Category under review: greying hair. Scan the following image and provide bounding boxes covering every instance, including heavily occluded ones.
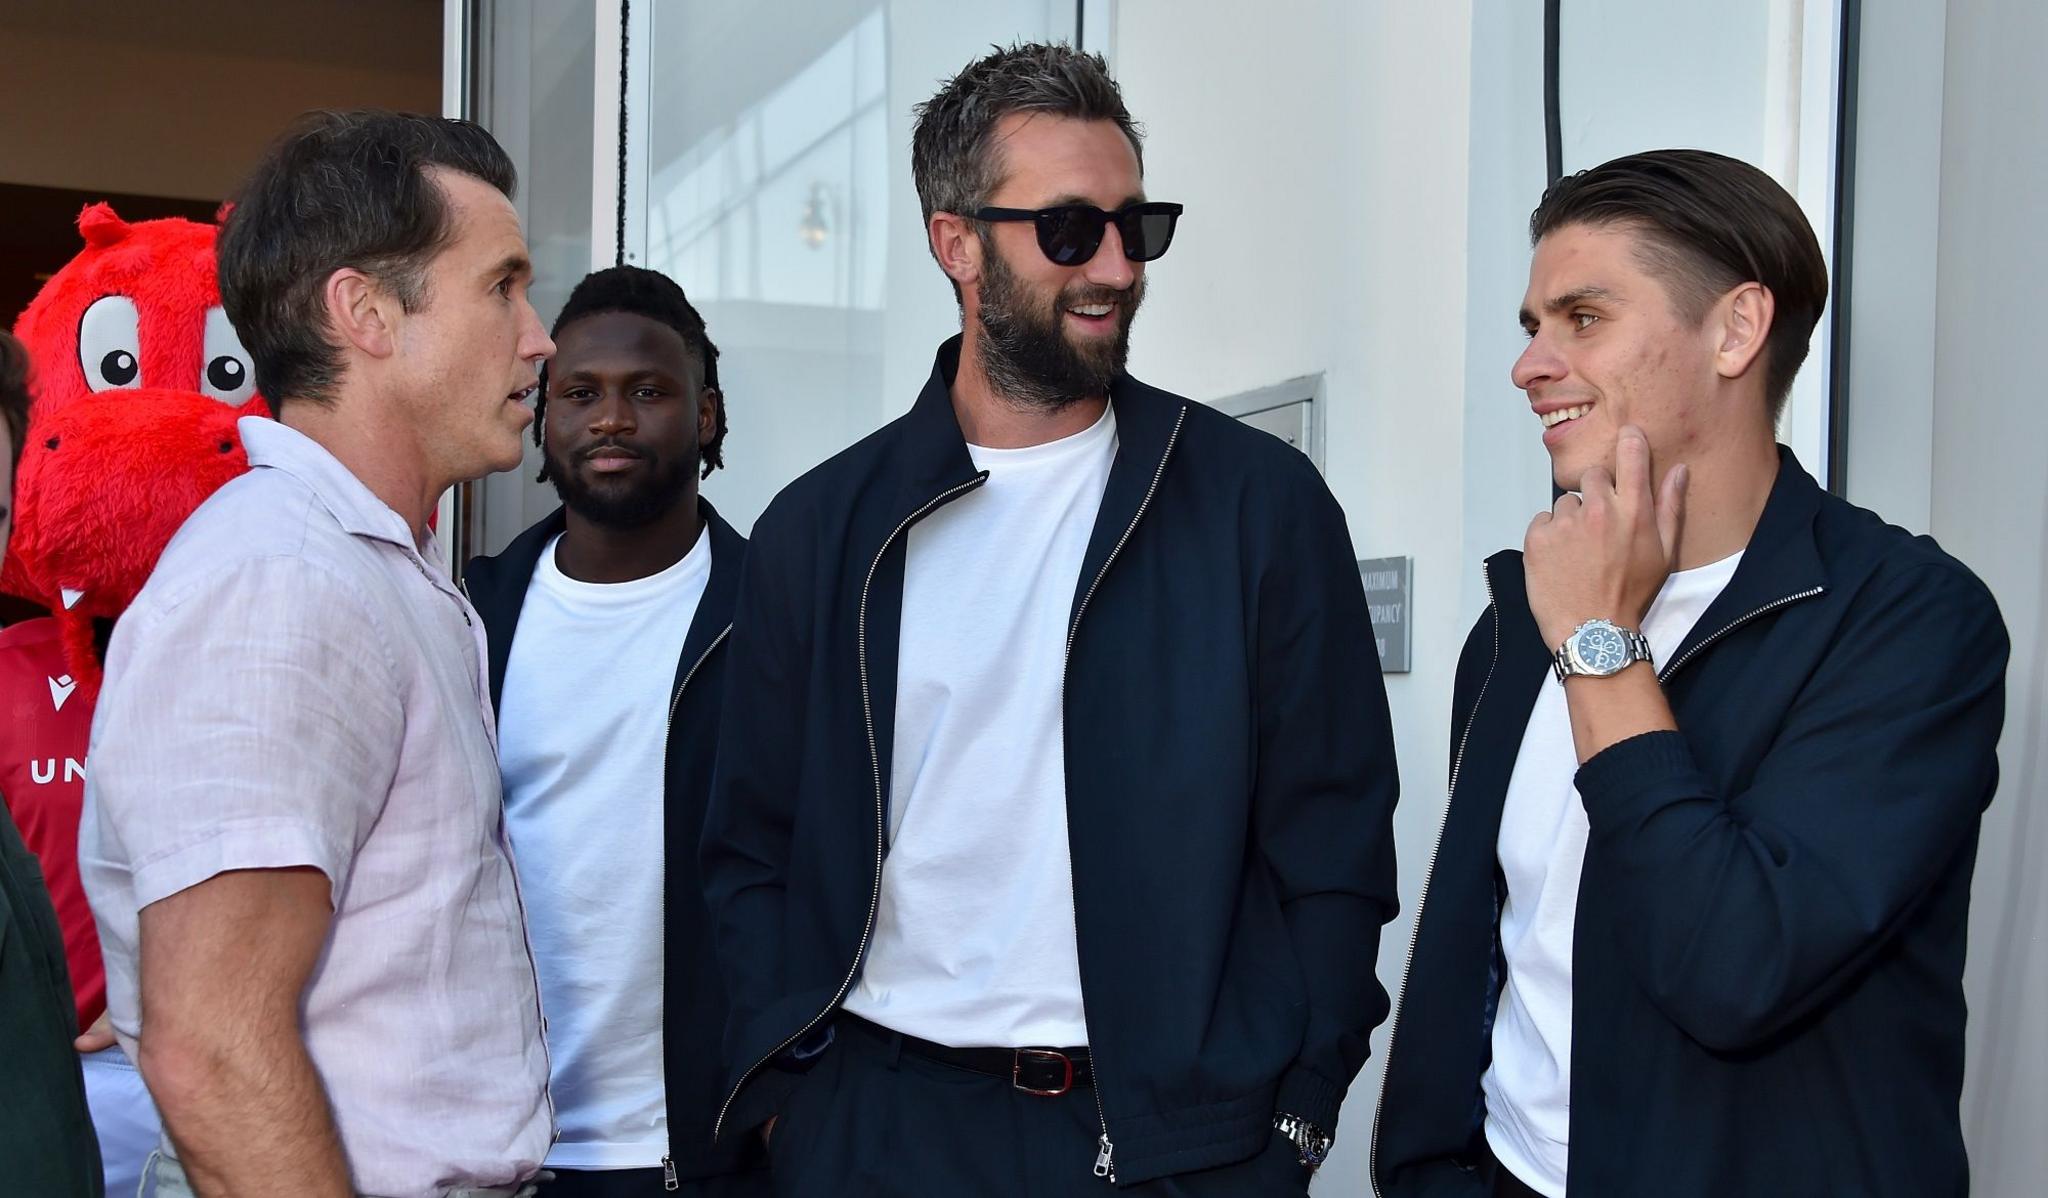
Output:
[218,109,518,411]
[911,42,1144,229]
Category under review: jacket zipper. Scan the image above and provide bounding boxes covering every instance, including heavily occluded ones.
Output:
[1657,587,1826,682]
[662,624,732,1190]
[1368,563,1498,1198]
[1062,405,1188,1184]
[710,472,989,1143]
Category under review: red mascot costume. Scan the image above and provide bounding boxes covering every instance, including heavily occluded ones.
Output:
[0,203,270,1198]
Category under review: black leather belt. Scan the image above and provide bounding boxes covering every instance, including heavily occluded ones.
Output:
[844,1014,1093,1096]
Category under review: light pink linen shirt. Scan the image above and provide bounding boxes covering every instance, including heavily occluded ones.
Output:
[80,417,553,1198]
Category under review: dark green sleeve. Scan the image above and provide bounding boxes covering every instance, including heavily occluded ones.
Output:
[0,798,104,1197]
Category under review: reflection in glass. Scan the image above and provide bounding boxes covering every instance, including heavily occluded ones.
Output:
[646,1,1068,531]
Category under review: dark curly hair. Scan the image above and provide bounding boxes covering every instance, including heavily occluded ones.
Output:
[534,265,725,483]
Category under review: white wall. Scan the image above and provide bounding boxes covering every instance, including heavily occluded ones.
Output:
[1111,3,1482,1191]
[1840,5,2047,1189]
[1841,0,1947,534]
[1920,1,2048,1192]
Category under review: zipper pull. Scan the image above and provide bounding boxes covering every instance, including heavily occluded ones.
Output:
[662,1155,679,1190]
[1094,1133,1115,1182]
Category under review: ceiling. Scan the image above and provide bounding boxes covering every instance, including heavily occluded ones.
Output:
[0,0,442,77]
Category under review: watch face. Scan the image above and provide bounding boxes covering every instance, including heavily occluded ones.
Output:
[1575,623,1630,674]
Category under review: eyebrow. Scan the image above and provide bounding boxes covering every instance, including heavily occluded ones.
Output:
[551,364,680,383]
[1519,285,1622,330]
[487,253,533,282]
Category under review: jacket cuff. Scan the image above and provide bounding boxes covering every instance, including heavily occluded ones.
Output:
[1276,1063,1348,1135]
[1574,729,1704,825]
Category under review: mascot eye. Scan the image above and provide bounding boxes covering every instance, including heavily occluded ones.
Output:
[201,307,257,404]
[78,295,144,392]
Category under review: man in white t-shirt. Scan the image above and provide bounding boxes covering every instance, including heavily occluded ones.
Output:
[465,266,762,1198]
[703,44,1399,1197]
[1374,151,2007,1198]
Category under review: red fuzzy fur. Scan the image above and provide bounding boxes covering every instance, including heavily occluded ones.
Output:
[2,204,271,694]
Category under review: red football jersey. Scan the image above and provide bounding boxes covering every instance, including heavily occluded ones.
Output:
[0,616,105,1031]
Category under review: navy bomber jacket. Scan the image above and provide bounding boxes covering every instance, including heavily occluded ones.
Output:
[465,499,759,1186]
[1373,449,2008,1197]
[700,337,1401,1186]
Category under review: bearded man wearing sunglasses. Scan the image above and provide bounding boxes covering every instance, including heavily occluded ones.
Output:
[701,42,1400,1197]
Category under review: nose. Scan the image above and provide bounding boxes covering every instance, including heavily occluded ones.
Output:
[518,294,556,363]
[590,389,635,434]
[1083,220,1136,290]
[1512,334,1563,393]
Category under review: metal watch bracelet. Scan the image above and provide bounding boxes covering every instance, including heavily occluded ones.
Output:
[1273,1111,1332,1171]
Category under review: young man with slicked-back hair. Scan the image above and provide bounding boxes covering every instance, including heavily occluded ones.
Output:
[702,43,1399,1196]
[79,110,557,1198]
[465,266,762,1197]
[1373,150,2008,1198]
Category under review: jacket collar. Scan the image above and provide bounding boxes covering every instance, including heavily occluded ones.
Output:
[472,497,743,708]
[1658,446,1828,675]
[1485,446,1830,668]
[678,501,746,688]
[889,336,1189,594]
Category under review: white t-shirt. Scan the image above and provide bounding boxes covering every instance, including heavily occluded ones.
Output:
[1482,550,1742,1197]
[841,404,1118,1048]
[497,526,711,1169]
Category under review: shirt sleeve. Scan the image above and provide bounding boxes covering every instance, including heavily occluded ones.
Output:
[89,555,406,911]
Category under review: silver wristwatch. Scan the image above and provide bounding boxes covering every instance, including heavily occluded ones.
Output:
[1273,1111,1332,1172]
[1553,618,1654,683]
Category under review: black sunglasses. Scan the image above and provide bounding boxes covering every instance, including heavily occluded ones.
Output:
[972,201,1185,266]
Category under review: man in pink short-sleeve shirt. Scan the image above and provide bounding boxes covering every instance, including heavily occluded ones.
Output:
[79,110,558,1198]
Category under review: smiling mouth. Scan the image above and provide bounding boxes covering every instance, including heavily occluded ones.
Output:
[1539,403,1592,428]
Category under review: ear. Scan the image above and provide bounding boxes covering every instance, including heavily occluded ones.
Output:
[323,268,400,360]
[697,385,721,445]
[929,211,983,291]
[1713,281,1775,383]
[78,203,131,248]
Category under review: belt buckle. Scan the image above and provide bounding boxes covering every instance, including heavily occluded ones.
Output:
[1012,1048,1075,1096]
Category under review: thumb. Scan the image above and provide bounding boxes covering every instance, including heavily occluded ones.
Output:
[75,1013,116,1054]
[1657,462,1689,562]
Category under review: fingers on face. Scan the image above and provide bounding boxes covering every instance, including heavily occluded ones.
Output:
[1615,425,1652,496]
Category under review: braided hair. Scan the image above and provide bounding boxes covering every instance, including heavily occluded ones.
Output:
[535,265,725,482]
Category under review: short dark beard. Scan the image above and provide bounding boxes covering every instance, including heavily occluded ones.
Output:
[543,439,696,530]
[975,235,1143,411]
